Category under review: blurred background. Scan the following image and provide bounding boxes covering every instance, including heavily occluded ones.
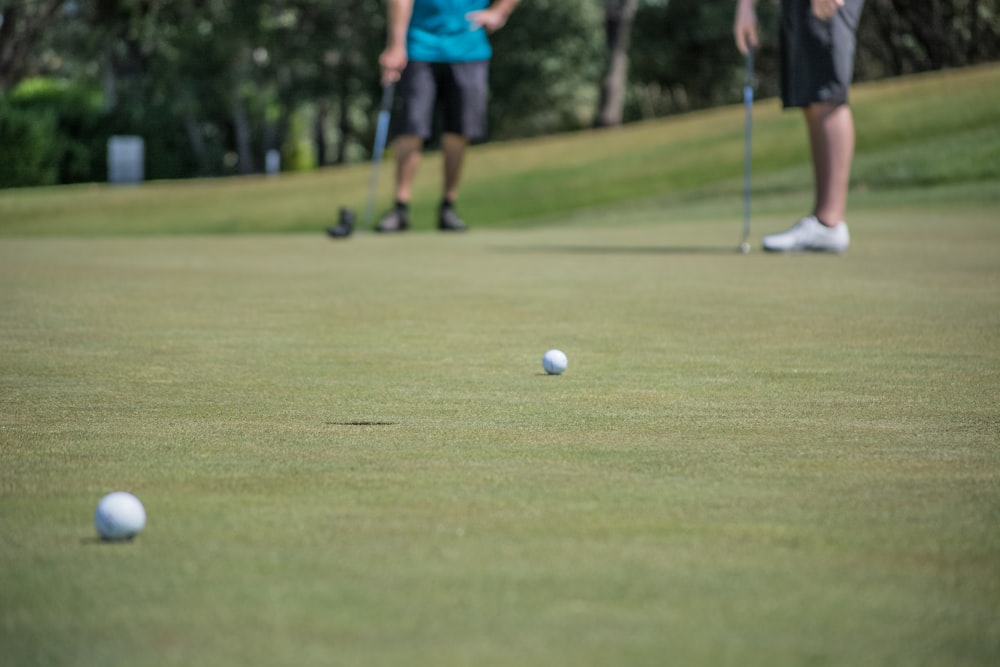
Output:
[1,0,997,188]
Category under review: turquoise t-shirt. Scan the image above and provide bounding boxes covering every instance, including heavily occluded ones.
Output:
[408,0,492,63]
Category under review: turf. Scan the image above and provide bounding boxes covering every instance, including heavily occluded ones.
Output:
[1,64,998,236]
[2,197,999,666]
[1,65,1000,666]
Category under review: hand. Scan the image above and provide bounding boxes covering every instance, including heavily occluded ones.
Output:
[812,0,845,20]
[466,8,509,33]
[379,44,408,85]
[733,1,758,55]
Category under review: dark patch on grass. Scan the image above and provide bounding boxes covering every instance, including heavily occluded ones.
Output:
[80,536,137,545]
[491,244,742,255]
[325,421,397,426]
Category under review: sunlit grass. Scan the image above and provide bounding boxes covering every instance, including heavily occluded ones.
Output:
[1,64,999,667]
[1,63,998,235]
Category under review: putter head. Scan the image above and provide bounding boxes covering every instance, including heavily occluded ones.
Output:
[326,207,356,239]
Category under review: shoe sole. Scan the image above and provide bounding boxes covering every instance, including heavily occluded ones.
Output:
[762,246,848,253]
[326,226,353,238]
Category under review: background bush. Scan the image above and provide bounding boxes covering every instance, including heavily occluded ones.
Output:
[0,100,59,188]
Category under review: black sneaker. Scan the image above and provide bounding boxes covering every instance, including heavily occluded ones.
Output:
[438,205,468,232]
[376,208,410,233]
[326,207,355,238]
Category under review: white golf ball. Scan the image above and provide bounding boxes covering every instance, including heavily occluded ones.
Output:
[542,349,568,375]
[94,491,146,541]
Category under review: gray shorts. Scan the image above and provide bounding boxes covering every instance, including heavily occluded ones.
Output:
[393,60,489,142]
[780,0,865,108]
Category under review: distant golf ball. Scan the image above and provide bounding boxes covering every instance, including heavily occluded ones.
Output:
[94,491,146,541]
[740,242,751,254]
[542,349,568,375]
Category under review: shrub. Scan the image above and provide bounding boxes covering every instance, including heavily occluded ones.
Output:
[0,101,59,188]
[4,78,107,186]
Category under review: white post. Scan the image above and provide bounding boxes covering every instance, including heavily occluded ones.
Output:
[265,149,281,176]
[107,136,145,184]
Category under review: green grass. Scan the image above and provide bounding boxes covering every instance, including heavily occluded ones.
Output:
[2,65,1000,666]
[1,63,999,236]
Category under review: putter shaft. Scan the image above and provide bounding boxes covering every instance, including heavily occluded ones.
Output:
[742,50,754,249]
[363,82,397,228]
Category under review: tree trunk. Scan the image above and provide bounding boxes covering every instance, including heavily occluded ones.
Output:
[595,0,639,128]
[183,110,210,176]
[968,0,981,63]
[336,94,352,165]
[232,97,255,175]
[332,67,355,166]
[315,98,330,167]
[0,1,64,93]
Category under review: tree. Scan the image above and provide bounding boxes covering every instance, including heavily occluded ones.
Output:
[628,0,781,120]
[4,0,999,187]
[82,0,386,176]
[595,0,639,127]
[0,1,66,93]
[489,0,604,138]
[857,0,1000,79]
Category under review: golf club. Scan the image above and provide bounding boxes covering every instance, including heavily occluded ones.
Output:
[327,81,396,238]
[740,49,754,254]
[364,81,397,227]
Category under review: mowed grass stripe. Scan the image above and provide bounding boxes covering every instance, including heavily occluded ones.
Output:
[1,64,998,235]
[1,195,998,665]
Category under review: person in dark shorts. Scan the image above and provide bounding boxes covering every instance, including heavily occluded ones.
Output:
[735,0,865,252]
[376,0,520,233]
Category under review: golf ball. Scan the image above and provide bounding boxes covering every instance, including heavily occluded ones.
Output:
[542,349,568,375]
[94,491,146,541]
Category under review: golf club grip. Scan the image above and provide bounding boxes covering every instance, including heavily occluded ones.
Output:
[744,50,754,104]
[372,82,396,162]
[373,111,391,164]
[372,81,396,163]
[380,82,396,113]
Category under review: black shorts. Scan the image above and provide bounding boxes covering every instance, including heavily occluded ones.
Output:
[393,60,489,142]
[780,0,865,108]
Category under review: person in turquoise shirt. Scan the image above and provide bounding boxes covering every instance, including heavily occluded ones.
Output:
[407,0,494,62]
[376,0,520,233]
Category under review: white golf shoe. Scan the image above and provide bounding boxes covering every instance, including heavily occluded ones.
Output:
[761,216,850,253]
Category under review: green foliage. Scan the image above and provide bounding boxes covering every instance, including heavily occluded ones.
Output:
[489,0,605,138]
[1,78,107,186]
[281,109,317,172]
[629,0,782,119]
[0,100,59,188]
[4,0,1000,185]
[86,0,388,175]
[0,64,998,233]
[858,0,1000,77]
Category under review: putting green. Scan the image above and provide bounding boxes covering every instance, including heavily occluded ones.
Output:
[1,192,997,666]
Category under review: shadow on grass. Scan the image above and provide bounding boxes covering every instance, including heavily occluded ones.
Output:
[325,421,397,426]
[491,244,749,255]
[80,536,138,546]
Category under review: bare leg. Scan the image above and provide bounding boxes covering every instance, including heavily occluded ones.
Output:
[393,135,423,203]
[441,133,469,203]
[804,102,855,226]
